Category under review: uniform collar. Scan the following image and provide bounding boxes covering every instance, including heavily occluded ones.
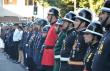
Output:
[90,41,99,49]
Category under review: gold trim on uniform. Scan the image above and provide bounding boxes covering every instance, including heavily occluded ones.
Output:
[86,53,93,62]
[98,43,103,55]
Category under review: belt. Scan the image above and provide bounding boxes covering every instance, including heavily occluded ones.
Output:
[45,45,54,49]
[55,55,60,59]
[60,57,69,62]
[68,60,84,66]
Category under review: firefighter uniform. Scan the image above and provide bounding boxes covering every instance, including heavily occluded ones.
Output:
[68,8,92,71]
[92,1,110,71]
[60,28,77,71]
[69,30,88,71]
[84,42,99,71]
[92,32,110,71]
[59,11,76,71]
[83,21,103,71]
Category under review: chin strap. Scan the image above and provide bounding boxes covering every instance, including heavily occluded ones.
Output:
[102,15,109,27]
[90,35,96,46]
[76,21,83,30]
[49,15,53,24]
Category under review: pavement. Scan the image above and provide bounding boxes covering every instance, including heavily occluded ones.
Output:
[0,52,28,71]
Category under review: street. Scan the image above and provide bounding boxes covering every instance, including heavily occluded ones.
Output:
[0,52,27,71]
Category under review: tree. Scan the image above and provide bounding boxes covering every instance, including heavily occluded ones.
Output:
[78,0,104,14]
[37,0,104,17]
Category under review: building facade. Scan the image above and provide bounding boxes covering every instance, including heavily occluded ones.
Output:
[0,0,48,18]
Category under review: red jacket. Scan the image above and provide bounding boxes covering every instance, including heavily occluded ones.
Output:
[44,24,58,46]
[42,23,58,66]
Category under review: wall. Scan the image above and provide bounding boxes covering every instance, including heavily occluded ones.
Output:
[2,0,49,18]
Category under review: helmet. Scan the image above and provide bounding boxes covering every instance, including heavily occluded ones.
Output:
[6,23,14,26]
[76,8,92,23]
[55,18,63,25]
[37,19,50,27]
[33,18,41,25]
[83,21,103,37]
[101,0,110,13]
[42,25,51,33]
[22,23,27,27]
[48,7,59,17]
[63,11,76,23]
[27,21,33,28]
[34,18,49,27]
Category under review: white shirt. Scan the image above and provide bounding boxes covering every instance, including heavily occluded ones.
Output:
[13,28,23,42]
[0,38,4,48]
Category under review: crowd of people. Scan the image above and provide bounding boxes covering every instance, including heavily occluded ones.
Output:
[0,0,110,71]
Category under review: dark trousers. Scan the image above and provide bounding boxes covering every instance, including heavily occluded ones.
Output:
[60,61,70,71]
[27,57,36,71]
[69,65,84,71]
[4,43,12,55]
[42,65,53,71]
[6,45,12,59]
[4,44,8,53]
[23,48,27,66]
[11,41,19,61]
[53,59,60,71]
[7,46,12,58]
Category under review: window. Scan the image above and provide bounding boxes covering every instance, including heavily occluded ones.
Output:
[4,0,17,5]
[25,0,35,6]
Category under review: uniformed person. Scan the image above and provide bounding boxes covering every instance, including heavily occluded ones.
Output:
[40,24,51,55]
[92,0,110,71]
[60,11,76,71]
[20,25,30,67]
[53,17,69,71]
[83,21,103,71]
[4,25,15,58]
[26,22,39,71]
[68,8,92,71]
[33,19,49,63]
[24,24,33,70]
[31,19,47,71]
[40,24,50,61]
[32,19,49,71]
[41,7,60,71]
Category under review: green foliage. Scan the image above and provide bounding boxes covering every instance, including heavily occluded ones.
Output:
[37,0,104,16]
[91,0,104,14]
[57,0,74,17]
[78,0,104,14]
[37,0,49,7]
[79,0,90,8]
